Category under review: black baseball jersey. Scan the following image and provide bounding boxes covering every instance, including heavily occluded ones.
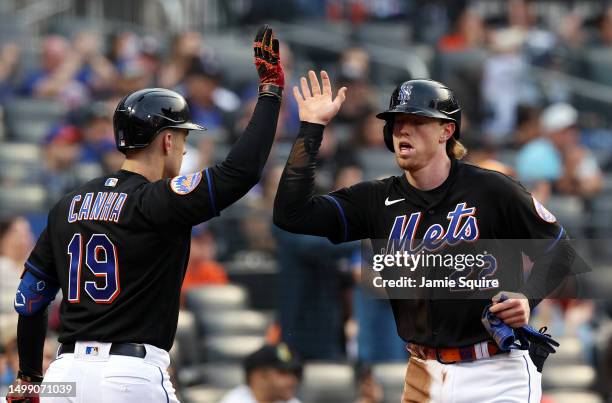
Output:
[274,122,573,348]
[25,97,280,351]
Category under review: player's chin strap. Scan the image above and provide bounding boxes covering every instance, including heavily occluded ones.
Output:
[481,294,560,373]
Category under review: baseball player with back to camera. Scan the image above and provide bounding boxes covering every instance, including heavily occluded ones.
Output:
[6,25,284,403]
[273,71,582,402]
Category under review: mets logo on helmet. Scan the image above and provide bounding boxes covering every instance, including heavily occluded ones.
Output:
[398,83,413,105]
[171,172,202,195]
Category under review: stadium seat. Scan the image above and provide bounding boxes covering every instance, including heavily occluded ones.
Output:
[202,335,265,362]
[372,363,406,403]
[545,195,583,237]
[300,362,355,403]
[358,149,400,180]
[355,22,411,46]
[542,365,596,390]
[4,98,67,143]
[0,143,43,184]
[198,309,269,336]
[182,385,228,403]
[76,163,104,183]
[0,185,46,212]
[184,284,248,314]
[200,363,243,388]
[174,310,200,367]
[178,362,243,388]
[584,49,612,87]
[546,337,586,366]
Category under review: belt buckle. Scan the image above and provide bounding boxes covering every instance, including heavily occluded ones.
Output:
[435,347,458,364]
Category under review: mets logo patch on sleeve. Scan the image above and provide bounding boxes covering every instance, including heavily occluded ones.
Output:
[171,172,202,195]
[532,196,556,223]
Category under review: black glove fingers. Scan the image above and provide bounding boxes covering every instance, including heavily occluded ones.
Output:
[262,27,272,61]
[254,25,267,58]
[271,38,279,64]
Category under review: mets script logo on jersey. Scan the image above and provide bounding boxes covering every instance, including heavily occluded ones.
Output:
[532,196,556,223]
[386,202,479,253]
[171,172,202,195]
[397,83,413,105]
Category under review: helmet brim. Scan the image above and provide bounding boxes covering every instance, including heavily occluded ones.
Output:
[376,106,452,122]
[165,122,207,132]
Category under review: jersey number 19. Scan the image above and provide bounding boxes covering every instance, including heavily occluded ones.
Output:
[67,233,120,304]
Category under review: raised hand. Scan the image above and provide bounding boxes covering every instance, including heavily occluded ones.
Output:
[293,70,347,126]
[254,24,284,98]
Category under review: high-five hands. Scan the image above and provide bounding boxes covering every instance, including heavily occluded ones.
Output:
[293,70,347,125]
[254,24,284,99]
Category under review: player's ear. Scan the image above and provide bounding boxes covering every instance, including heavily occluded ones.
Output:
[161,131,172,155]
[439,122,455,143]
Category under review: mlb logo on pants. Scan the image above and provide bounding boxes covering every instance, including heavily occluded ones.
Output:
[85,346,99,356]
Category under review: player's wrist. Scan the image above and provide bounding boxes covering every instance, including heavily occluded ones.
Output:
[258,83,283,100]
[17,370,44,383]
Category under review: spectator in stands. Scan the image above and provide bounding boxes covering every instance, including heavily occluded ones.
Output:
[354,366,384,403]
[351,250,407,364]
[139,35,164,87]
[517,103,603,202]
[107,31,142,71]
[354,111,385,150]
[273,166,359,360]
[42,122,83,204]
[182,224,228,296]
[76,102,122,170]
[114,57,156,96]
[481,27,531,143]
[21,35,89,107]
[0,42,20,104]
[438,7,486,52]
[239,42,300,141]
[220,343,303,403]
[0,314,18,397]
[542,103,602,197]
[592,6,612,48]
[183,57,237,132]
[71,30,117,98]
[159,31,206,89]
[463,140,515,178]
[514,104,541,146]
[335,47,378,126]
[0,216,34,315]
[241,164,284,253]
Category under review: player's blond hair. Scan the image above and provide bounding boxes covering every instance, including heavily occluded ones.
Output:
[446,137,467,160]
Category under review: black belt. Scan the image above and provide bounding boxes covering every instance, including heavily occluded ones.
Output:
[58,343,146,358]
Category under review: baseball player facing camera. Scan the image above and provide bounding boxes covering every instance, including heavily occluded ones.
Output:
[7,25,284,403]
[274,72,579,402]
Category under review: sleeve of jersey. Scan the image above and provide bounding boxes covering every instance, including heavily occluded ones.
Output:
[325,183,374,243]
[273,121,371,244]
[505,181,582,306]
[137,97,281,228]
[24,227,59,285]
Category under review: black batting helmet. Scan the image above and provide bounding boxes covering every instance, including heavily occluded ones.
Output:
[113,88,206,153]
[376,79,461,152]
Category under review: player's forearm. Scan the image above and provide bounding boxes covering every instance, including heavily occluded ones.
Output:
[210,95,280,210]
[273,121,339,237]
[520,239,580,308]
[17,309,48,377]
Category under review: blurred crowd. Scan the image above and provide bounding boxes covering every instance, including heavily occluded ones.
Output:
[1,0,612,401]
